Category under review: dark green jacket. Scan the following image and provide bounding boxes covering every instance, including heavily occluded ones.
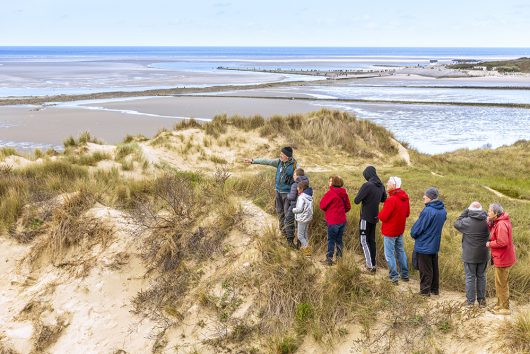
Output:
[252,157,297,193]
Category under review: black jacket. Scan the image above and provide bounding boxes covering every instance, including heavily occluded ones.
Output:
[354,166,387,224]
[454,209,490,263]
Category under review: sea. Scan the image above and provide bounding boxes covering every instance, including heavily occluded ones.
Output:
[1,47,530,153]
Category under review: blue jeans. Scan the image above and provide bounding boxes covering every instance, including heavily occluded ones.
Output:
[464,262,487,304]
[383,235,409,281]
[327,223,346,261]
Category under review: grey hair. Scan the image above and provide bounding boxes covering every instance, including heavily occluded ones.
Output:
[489,203,504,216]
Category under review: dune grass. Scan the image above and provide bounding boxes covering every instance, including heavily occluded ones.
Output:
[496,310,530,353]
[1,110,529,352]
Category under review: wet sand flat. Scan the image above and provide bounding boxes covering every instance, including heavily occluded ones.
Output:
[0,96,321,149]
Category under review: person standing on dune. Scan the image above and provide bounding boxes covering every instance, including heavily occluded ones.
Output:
[354,166,387,273]
[244,147,298,247]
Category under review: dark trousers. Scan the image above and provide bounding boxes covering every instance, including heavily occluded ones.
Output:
[327,223,346,261]
[275,191,294,241]
[359,219,377,269]
[417,253,439,295]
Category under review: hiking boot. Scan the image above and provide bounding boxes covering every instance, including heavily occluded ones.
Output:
[401,277,409,282]
[391,279,399,286]
[320,259,333,266]
[478,299,487,308]
[431,290,440,296]
[492,308,511,315]
[464,302,475,308]
[364,266,376,274]
[419,292,430,297]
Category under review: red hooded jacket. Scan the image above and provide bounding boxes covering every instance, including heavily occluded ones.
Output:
[319,186,351,225]
[489,213,517,267]
[378,188,410,237]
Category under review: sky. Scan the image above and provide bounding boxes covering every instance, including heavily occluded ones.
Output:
[1,0,530,47]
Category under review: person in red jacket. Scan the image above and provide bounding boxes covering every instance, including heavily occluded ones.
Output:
[378,176,410,284]
[319,176,351,265]
[486,203,517,315]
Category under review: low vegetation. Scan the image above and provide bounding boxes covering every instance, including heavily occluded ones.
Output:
[1,109,529,353]
[448,57,530,73]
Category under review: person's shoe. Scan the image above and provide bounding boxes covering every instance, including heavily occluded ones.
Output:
[492,308,511,315]
[320,259,333,266]
[464,302,475,308]
[478,299,487,308]
[488,305,501,312]
[431,290,440,296]
[287,239,297,249]
[364,266,376,274]
[391,279,399,286]
[401,277,409,282]
[419,292,431,297]
[301,246,312,257]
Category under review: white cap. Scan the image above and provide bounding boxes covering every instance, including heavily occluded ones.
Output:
[388,176,402,189]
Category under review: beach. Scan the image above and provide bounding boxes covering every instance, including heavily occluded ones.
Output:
[2,46,530,154]
[0,97,322,150]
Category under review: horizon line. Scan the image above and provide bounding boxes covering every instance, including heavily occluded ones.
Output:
[1,45,530,49]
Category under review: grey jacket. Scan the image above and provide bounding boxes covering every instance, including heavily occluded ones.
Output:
[454,209,490,263]
[292,191,313,223]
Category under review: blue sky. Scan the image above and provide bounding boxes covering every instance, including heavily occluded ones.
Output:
[1,0,529,46]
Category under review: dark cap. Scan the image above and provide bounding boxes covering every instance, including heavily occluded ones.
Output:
[425,187,439,200]
[281,146,293,158]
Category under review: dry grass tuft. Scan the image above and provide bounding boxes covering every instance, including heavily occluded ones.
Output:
[496,311,530,353]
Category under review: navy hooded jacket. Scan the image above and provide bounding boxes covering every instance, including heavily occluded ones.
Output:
[411,199,447,254]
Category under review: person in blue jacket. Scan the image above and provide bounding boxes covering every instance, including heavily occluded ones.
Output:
[411,187,447,296]
[244,147,298,247]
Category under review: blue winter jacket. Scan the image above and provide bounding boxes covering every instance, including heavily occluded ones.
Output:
[252,157,297,193]
[411,200,447,254]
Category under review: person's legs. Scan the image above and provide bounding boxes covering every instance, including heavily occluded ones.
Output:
[394,235,409,280]
[464,262,477,305]
[366,222,377,268]
[275,192,286,236]
[431,253,439,295]
[495,266,511,309]
[359,219,374,269]
[326,224,337,262]
[417,253,433,295]
[297,222,309,248]
[476,262,488,304]
[383,236,398,281]
[284,197,295,244]
[335,223,345,259]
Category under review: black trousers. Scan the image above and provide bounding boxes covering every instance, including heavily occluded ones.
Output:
[359,219,377,269]
[417,253,439,295]
[275,191,295,241]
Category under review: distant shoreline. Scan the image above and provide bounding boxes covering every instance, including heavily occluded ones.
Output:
[3,75,530,107]
[177,94,530,110]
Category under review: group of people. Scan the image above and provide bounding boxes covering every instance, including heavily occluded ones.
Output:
[245,147,517,315]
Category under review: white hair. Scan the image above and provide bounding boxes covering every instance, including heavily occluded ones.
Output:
[468,201,482,211]
[388,176,402,189]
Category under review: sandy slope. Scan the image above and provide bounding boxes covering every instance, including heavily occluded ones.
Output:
[0,125,527,354]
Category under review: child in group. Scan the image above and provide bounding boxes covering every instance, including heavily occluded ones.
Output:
[319,176,351,265]
[292,180,313,256]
